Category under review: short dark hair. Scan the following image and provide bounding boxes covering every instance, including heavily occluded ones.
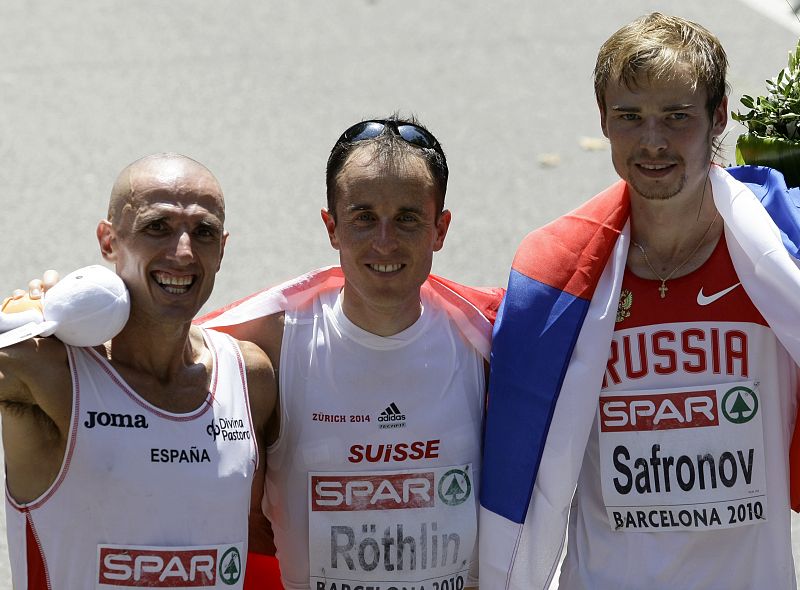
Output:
[325,115,449,216]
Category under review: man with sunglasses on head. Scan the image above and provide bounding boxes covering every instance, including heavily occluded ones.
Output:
[202,117,502,590]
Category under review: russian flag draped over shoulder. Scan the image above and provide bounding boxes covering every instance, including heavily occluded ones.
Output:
[480,165,800,590]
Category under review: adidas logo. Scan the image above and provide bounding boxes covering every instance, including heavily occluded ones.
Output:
[378,402,406,429]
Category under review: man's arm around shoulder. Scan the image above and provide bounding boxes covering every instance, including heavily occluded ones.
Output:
[0,338,73,504]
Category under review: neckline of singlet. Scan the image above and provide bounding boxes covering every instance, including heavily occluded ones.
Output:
[83,328,217,420]
[326,290,431,351]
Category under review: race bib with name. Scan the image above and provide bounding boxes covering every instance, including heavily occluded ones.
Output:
[308,464,476,590]
[598,380,767,532]
[96,542,245,589]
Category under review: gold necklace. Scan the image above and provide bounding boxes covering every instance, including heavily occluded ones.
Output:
[631,212,718,299]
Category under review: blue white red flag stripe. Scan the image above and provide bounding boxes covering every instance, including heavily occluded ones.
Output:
[480,165,800,590]
[482,181,629,525]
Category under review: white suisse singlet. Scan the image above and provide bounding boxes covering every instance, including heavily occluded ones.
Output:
[5,328,257,590]
[264,288,485,590]
[559,236,799,589]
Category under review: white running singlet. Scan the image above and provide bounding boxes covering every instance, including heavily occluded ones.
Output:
[265,288,485,590]
[6,329,257,590]
[559,236,799,589]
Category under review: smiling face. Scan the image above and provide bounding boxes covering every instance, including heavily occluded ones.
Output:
[322,144,450,334]
[600,63,727,204]
[97,157,228,324]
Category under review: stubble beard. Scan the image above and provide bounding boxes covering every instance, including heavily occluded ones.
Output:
[626,135,715,202]
[628,165,687,201]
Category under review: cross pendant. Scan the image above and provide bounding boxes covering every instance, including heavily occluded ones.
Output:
[658,282,668,298]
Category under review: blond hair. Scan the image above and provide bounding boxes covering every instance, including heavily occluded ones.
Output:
[594,13,728,119]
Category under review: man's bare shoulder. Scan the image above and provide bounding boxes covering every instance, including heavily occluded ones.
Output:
[0,337,69,404]
[212,311,284,371]
[238,339,274,375]
[237,339,277,430]
[0,335,67,359]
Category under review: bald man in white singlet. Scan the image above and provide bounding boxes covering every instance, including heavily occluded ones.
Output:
[0,154,276,589]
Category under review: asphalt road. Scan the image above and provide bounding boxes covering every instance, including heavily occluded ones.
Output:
[0,0,799,586]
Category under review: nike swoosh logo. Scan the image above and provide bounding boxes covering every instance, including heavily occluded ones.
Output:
[697,283,741,306]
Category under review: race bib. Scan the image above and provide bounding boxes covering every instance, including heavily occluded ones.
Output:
[598,380,767,532]
[96,543,245,589]
[308,464,476,590]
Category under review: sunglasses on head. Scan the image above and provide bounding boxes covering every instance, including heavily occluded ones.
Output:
[335,120,444,157]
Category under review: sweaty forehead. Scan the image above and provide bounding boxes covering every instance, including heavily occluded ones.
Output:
[127,163,224,216]
[119,197,224,236]
[335,146,436,204]
[132,159,220,194]
[129,195,223,217]
[608,63,702,102]
[141,158,193,184]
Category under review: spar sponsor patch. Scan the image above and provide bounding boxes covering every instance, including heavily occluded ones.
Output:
[598,380,767,532]
[311,472,436,511]
[97,542,244,588]
[600,390,718,432]
[307,465,476,589]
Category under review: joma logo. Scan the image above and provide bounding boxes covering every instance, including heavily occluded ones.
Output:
[85,411,149,429]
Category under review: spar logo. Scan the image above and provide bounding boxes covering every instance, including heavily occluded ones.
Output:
[97,544,240,587]
[437,468,471,506]
[311,472,435,511]
[218,547,241,586]
[721,386,759,424]
[600,390,718,432]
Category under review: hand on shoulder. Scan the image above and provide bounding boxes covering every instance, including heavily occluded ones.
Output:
[0,270,59,333]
